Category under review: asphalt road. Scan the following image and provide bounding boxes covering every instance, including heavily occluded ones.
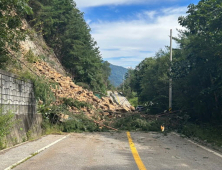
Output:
[12,132,222,170]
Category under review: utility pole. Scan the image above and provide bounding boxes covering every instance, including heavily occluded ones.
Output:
[169,29,173,111]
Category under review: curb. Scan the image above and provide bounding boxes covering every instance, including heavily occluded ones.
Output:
[4,135,70,170]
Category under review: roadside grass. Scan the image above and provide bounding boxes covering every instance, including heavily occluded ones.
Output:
[41,119,64,135]
[178,123,222,147]
[0,108,15,149]
[62,114,100,133]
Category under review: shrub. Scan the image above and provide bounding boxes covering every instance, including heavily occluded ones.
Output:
[41,119,63,135]
[19,71,56,105]
[62,114,99,132]
[62,98,92,110]
[76,82,91,90]
[24,50,38,63]
[114,114,161,131]
[129,97,138,107]
[179,123,222,147]
[0,108,15,138]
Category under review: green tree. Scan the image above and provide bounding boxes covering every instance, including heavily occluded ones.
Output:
[27,0,109,93]
[172,0,222,121]
[139,50,169,113]
[102,61,111,88]
[121,49,170,113]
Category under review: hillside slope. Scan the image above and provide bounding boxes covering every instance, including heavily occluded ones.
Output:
[10,20,66,77]
[17,21,135,115]
[109,64,128,87]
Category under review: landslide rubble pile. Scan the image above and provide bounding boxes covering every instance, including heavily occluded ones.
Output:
[34,61,134,116]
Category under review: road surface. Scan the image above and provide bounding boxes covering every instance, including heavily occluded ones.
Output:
[11,132,222,170]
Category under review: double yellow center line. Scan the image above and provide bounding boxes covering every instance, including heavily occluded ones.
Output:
[127,132,147,170]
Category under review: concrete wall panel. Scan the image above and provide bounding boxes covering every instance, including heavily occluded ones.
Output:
[0,69,42,147]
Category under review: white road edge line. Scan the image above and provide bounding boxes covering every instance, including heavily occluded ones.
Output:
[4,135,70,170]
[172,132,222,158]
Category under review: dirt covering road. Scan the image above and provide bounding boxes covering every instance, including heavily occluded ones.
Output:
[5,132,222,170]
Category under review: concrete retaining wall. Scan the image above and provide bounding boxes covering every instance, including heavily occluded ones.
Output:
[0,69,42,147]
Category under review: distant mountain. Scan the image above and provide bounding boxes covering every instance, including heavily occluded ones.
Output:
[109,64,128,87]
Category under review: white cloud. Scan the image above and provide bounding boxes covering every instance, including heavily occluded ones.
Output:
[146,11,157,19]
[74,0,147,8]
[162,6,188,14]
[89,7,187,67]
[74,0,178,8]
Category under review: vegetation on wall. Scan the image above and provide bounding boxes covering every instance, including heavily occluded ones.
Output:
[0,108,15,149]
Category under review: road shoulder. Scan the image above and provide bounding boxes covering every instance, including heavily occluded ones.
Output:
[0,134,69,170]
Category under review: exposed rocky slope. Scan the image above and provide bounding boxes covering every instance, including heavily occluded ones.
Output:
[18,20,66,76]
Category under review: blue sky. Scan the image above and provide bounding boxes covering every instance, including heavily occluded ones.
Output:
[74,0,200,68]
